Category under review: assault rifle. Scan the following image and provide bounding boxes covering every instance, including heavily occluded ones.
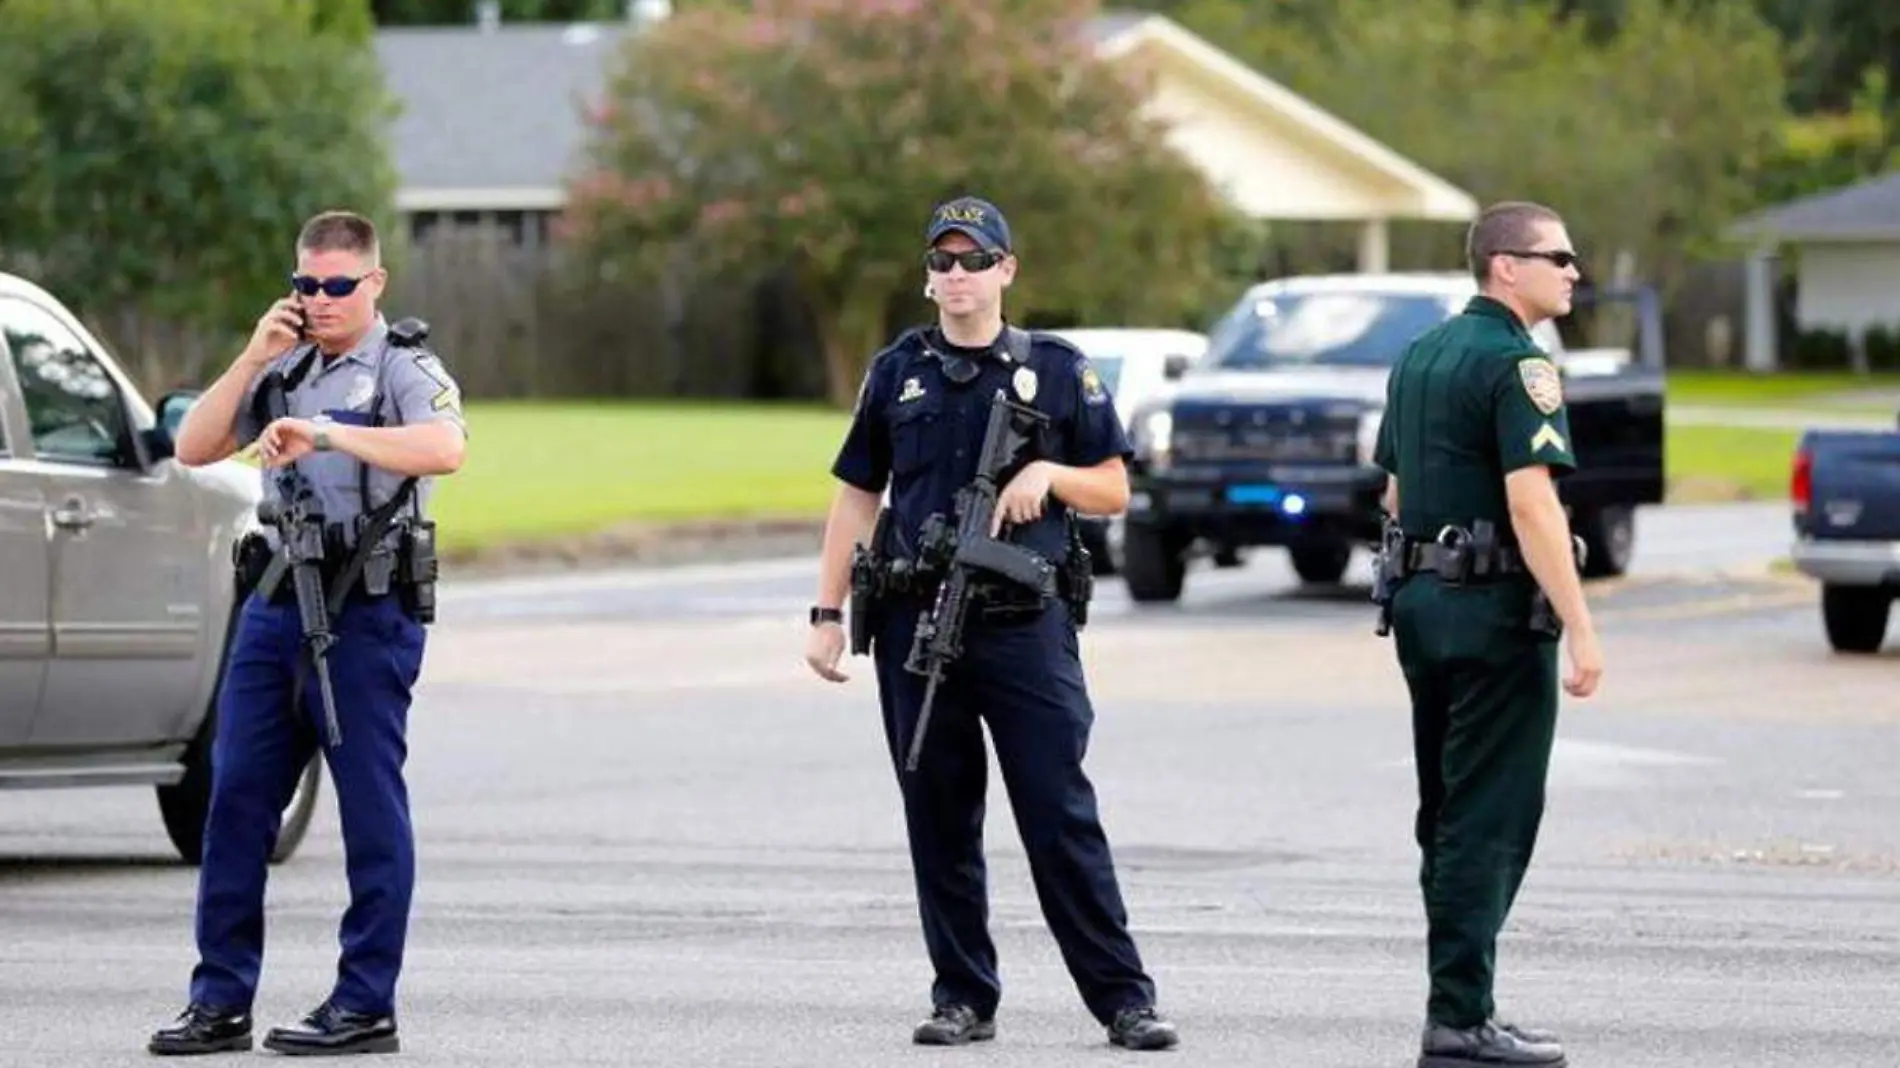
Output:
[901,390,1057,772]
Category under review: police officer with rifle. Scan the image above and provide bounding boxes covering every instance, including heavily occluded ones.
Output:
[805,197,1178,1051]
[150,211,465,1058]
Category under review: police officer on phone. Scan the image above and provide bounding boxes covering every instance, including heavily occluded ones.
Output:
[803,196,1178,1052]
[149,210,466,1057]
[1373,200,1603,1068]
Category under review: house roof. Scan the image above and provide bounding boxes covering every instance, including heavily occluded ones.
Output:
[376,22,632,211]
[375,11,1475,221]
[1726,169,1900,244]
[1092,15,1476,221]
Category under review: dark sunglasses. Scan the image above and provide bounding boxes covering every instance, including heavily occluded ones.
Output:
[924,249,1004,273]
[289,273,368,298]
[1502,249,1581,269]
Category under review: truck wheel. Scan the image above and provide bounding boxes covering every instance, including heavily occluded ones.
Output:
[1289,541,1352,586]
[1574,505,1634,578]
[159,719,323,866]
[1821,585,1891,654]
[158,606,322,865]
[1122,523,1186,602]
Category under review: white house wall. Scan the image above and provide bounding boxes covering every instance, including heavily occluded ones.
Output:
[1139,65,1412,222]
[1795,242,1900,337]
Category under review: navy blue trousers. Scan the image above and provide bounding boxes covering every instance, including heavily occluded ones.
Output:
[189,591,425,1016]
[873,601,1155,1025]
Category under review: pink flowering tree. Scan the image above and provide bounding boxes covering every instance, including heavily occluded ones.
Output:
[561,0,1232,406]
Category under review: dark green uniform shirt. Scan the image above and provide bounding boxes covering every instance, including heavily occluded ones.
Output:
[1373,295,1577,541]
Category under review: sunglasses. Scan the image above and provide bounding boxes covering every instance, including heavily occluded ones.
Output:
[1501,249,1581,270]
[289,273,368,298]
[924,249,1004,273]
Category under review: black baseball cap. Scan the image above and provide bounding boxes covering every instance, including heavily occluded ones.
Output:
[925,196,1011,253]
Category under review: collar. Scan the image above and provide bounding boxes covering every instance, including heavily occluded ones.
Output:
[1463,295,1528,329]
[924,322,1022,364]
[311,315,389,376]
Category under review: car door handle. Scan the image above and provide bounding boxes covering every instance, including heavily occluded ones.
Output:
[50,500,95,530]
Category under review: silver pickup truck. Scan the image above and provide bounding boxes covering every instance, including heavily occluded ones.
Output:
[0,270,319,862]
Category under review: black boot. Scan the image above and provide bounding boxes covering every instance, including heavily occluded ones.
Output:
[912,1004,995,1045]
[147,1003,253,1056]
[1419,1019,1565,1067]
[1107,1005,1179,1051]
[261,1001,399,1056]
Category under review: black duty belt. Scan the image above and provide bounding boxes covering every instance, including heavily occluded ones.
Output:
[235,532,390,605]
[1403,540,1528,579]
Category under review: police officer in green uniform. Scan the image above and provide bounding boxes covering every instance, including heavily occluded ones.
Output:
[1371,201,1604,1068]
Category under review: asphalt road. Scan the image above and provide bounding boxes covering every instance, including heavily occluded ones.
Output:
[4,501,1899,1068]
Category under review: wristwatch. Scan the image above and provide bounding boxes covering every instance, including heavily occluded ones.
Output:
[809,605,844,626]
[314,428,333,452]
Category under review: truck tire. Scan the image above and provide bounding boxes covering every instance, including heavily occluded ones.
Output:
[1821,584,1891,654]
[157,606,322,865]
[1289,541,1352,586]
[1574,505,1634,578]
[1122,523,1186,603]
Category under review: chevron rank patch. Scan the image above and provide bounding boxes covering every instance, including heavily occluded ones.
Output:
[1518,357,1563,415]
[1530,421,1568,454]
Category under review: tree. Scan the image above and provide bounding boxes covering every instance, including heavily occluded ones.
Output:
[561,0,1236,406]
[0,0,399,392]
[1158,0,1790,295]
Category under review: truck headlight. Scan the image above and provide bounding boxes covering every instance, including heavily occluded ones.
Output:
[1136,410,1173,466]
[1356,409,1382,465]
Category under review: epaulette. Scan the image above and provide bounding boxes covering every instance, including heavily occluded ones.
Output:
[870,325,928,368]
[1028,329,1086,361]
[387,316,431,350]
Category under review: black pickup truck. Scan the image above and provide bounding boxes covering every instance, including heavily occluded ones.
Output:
[1790,420,1900,653]
[1118,272,1668,602]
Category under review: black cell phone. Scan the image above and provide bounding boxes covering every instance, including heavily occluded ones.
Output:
[290,296,308,340]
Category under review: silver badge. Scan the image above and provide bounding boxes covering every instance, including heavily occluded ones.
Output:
[1012,366,1037,403]
[344,374,375,410]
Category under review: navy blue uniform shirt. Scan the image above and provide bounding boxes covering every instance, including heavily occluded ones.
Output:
[832,326,1132,566]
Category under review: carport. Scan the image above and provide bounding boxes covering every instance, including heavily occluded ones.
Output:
[1090,14,1481,273]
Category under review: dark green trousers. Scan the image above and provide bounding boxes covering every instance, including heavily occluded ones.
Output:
[1390,574,1560,1029]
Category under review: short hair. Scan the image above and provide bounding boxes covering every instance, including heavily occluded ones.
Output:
[296,210,380,265]
[1465,201,1562,284]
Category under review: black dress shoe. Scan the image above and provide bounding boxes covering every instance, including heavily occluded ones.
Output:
[1419,1019,1565,1067]
[261,1002,399,1057]
[148,1003,253,1056]
[1495,1017,1560,1045]
[1107,1005,1179,1051]
[912,1004,995,1045]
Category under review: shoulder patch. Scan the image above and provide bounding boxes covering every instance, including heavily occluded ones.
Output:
[1517,357,1563,415]
[1076,356,1108,406]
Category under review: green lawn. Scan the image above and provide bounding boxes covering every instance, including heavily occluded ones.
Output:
[1666,369,1900,411]
[431,400,849,552]
[423,401,1811,556]
[1665,423,1800,501]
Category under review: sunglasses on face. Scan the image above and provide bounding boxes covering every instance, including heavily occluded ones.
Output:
[924,249,1004,273]
[1502,249,1581,270]
[289,273,368,298]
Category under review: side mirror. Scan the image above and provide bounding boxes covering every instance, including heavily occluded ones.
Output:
[1162,354,1191,381]
[144,389,202,463]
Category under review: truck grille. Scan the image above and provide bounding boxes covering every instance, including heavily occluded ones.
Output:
[1171,407,1358,464]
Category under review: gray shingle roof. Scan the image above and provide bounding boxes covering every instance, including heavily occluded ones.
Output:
[1727,170,1900,243]
[373,13,1151,208]
[375,22,634,202]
